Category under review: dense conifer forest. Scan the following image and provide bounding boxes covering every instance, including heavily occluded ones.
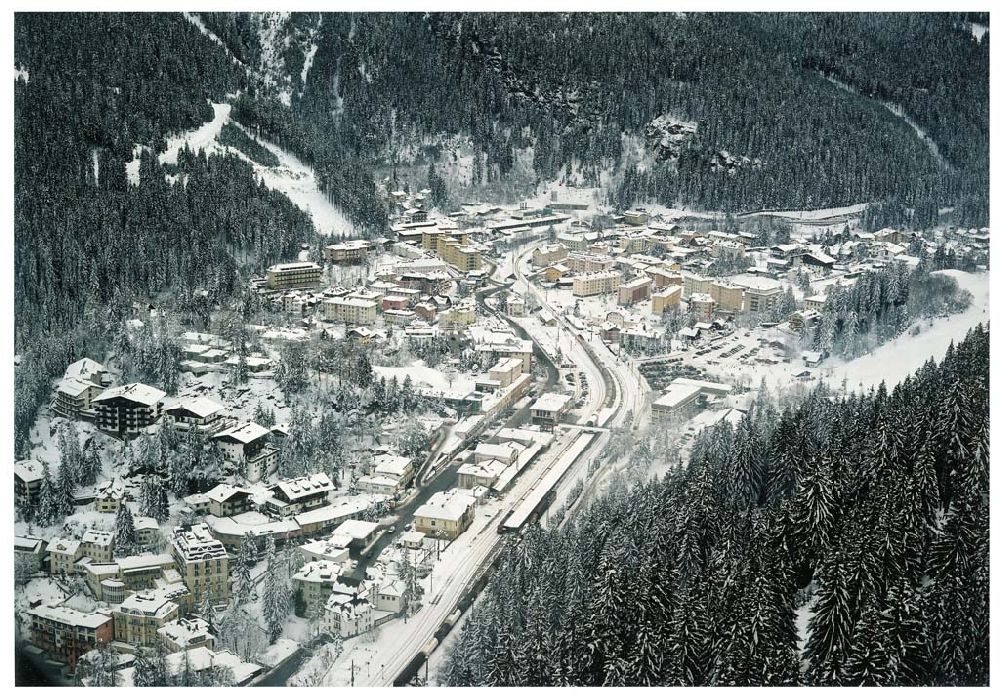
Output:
[443,326,989,686]
[227,12,988,225]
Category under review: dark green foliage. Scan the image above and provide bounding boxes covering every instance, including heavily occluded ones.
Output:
[218,122,281,166]
[445,325,989,686]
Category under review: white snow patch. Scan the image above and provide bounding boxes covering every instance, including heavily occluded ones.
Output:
[14,65,29,83]
[962,21,989,42]
[373,361,475,396]
[125,144,150,186]
[822,269,989,392]
[91,149,100,183]
[159,102,232,166]
[301,43,319,86]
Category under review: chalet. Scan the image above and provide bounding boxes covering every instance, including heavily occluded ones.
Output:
[265,473,334,518]
[212,422,278,483]
[163,397,227,433]
[203,484,253,517]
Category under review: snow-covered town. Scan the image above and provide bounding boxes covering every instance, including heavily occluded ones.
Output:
[13,10,990,690]
[14,163,989,685]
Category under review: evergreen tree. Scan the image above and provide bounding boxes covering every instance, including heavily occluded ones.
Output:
[112,503,140,556]
[262,536,288,644]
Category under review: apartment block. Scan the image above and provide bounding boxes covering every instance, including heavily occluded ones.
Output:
[27,605,113,669]
[265,262,323,290]
[113,590,180,647]
[323,297,378,325]
[92,383,166,437]
[572,271,622,297]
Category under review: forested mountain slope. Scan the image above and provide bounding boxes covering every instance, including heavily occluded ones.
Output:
[443,325,989,686]
[14,13,317,453]
[224,12,988,226]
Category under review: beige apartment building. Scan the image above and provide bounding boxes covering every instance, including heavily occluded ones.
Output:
[266,262,323,290]
[113,591,180,647]
[413,489,476,540]
[323,297,378,325]
[324,240,370,264]
[169,524,230,604]
[651,286,682,315]
[572,270,622,297]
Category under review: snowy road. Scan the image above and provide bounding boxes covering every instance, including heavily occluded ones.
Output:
[331,428,591,687]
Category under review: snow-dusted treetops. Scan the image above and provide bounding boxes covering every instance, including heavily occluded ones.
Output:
[443,326,989,686]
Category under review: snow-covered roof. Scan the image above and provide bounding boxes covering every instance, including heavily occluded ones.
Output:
[414,489,476,522]
[205,483,251,504]
[64,358,105,381]
[116,590,178,618]
[49,537,81,556]
[29,604,112,628]
[332,519,379,541]
[165,396,225,419]
[170,524,227,562]
[373,454,413,479]
[458,458,507,480]
[14,459,44,483]
[270,473,334,501]
[56,377,98,398]
[292,559,344,584]
[164,647,261,685]
[214,421,270,445]
[116,553,174,571]
[530,392,573,414]
[82,529,113,546]
[157,616,212,648]
[92,382,166,407]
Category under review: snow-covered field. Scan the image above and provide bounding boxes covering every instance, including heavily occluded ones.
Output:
[159,103,232,166]
[822,269,989,392]
[373,361,475,397]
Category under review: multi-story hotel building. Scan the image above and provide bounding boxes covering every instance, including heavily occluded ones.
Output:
[265,262,323,290]
[113,591,180,647]
[324,240,370,265]
[91,383,166,438]
[27,605,113,670]
[169,525,230,605]
[323,297,378,325]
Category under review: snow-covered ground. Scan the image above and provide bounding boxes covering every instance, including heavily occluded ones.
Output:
[175,370,293,426]
[740,202,869,221]
[961,21,989,43]
[822,270,989,392]
[241,127,360,237]
[158,103,232,166]
[15,65,29,83]
[373,361,475,397]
